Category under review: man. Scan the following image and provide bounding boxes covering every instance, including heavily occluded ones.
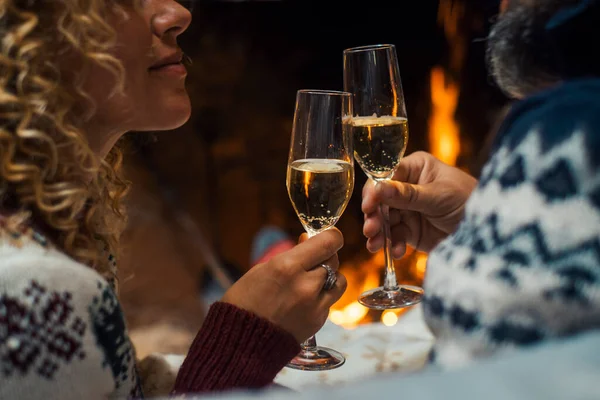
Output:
[363,0,600,368]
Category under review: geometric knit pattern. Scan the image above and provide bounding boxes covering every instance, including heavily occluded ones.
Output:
[0,223,142,399]
[89,280,141,396]
[0,216,304,398]
[422,78,600,369]
[1,280,88,379]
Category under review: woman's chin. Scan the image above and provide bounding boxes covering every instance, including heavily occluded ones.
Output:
[165,108,192,130]
[142,102,192,132]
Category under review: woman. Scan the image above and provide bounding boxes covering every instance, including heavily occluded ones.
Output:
[0,0,347,398]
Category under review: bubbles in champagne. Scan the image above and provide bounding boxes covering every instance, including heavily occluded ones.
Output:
[350,116,408,180]
[287,159,354,233]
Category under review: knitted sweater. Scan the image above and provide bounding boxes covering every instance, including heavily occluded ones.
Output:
[423,78,600,368]
[0,216,300,399]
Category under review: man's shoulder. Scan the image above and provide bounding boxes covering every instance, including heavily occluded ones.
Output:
[493,78,600,154]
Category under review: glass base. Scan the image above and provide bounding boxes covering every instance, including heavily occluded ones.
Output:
[359,285,424,310]
[286,347,345,371]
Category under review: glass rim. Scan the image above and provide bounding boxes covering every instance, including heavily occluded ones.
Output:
[297,89,352,97]
[343,44,395,54]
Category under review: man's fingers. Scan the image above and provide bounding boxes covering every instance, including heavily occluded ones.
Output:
[366,225,411,258]
[390,222,412,259]
[366,234,383,253]
[373,180,433,213]
[363,180,431,216]
[392,151,434,183]
[392,241,407,259]
[363,212,381,238]
[364,209,407,238]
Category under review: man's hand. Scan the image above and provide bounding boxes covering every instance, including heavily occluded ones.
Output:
[362,151,478,257]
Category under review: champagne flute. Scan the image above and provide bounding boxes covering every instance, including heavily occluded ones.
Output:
[286,90,354,370]
[343,44,424,310]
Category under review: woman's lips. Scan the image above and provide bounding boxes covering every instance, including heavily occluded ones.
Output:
[149,63,187,77]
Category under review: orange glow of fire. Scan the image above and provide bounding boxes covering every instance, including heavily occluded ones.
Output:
[429,0,463,167]
[437,0,466,73]
[328,251,383,329]
[429,68,461,167]
[378,251,427,327]
[328,249,429,329]
[414,252,428,278]
[381,309,410,327]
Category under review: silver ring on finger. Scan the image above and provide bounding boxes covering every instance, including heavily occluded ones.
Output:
[318,264,337,290]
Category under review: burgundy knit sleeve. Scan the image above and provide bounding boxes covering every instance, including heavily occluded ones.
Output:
[171,302,300,395]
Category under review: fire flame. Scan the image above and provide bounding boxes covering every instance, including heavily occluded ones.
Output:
[328,251,384,328]
[437,0,466,73]
[329,249,429,328]
[429,0,464,167]
[428,67,461,166]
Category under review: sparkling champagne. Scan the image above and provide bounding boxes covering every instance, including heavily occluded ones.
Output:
[287,159,354,233]
[351,116,408,180]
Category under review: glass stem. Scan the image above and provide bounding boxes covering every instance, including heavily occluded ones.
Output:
[300,229,319,354]
[380,202,399,291]
[300,335,317,353]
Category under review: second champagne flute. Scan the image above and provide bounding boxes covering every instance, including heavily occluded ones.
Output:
[343,44,424,310]
[286,90,354,370]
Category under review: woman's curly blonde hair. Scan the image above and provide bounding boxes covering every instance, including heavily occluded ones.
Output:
[0,0,136,286]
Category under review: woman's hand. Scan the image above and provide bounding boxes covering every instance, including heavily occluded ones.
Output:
[222,228,347,343]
